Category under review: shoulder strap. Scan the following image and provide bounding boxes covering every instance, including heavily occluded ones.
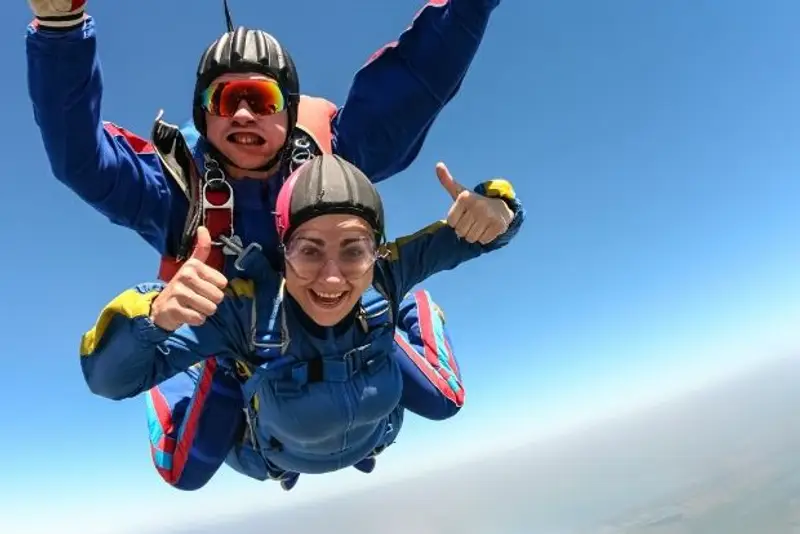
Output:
[283,96,337,174]
[253,281,287,359]
[150,112,234,281]
[358,284,394,333]
[216,240,288,365]
[295,95,336,154]
[150,110,195,199]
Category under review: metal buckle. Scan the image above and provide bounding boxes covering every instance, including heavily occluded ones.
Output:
[342,344,371,377]
[220,234,243,256]
[202,180,234,246]
[218,235,263,272]
[201,157,233,246]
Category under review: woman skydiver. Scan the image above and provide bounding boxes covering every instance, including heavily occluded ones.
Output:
[79,153,525,489]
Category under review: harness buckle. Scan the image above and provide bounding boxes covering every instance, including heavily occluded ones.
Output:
[220,234,244,256]
[319,344,370,382]
[219,234,264,271]
[342,346,364,376]
[201,176,234,246]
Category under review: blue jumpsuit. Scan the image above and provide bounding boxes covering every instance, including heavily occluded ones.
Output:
[80,181,525,481]
[26,0,503,488]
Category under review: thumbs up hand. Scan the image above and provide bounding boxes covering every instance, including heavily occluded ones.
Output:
[436,162,515,244]
[150,227,229,332]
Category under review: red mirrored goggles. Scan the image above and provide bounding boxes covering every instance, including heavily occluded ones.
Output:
[200,79,286,117]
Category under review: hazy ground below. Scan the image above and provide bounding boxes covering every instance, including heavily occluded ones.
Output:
[165,355,800,534]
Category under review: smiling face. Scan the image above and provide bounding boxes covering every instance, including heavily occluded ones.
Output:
[283,214,379,327]
[203,73,289,174]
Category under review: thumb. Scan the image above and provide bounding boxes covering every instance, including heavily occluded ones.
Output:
[436,162,466,200]
[190,226,212,262]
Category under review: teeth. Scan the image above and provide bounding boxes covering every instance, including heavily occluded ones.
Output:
[230,133,263,145]
[314,290,344,299]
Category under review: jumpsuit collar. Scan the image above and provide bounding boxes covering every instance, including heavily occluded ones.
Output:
[283,291,359,339]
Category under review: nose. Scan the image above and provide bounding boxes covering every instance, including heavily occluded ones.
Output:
[231,101,256,124]
[318,259,345,284]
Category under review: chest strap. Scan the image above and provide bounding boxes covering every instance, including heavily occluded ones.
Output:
[271,343,392,397]
[235,284,395,401]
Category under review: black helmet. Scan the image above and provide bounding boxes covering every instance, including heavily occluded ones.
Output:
[193,2,301,171]
[275,154,385,245]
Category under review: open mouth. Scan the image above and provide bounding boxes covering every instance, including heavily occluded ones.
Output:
[226,132,266,146]
[308,289,349,309]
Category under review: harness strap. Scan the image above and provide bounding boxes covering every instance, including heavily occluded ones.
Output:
[157,159,235,279]
[359,285,394,330]
[227,282,395,402]
[222,238,285,361]
[254,289,395,398]
[203,179,234,270]
[151,115,237,281]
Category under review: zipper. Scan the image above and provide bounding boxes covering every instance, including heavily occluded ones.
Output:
[328,328,354,457]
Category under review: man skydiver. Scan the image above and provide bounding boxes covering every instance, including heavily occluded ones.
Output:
[25,0,502,491]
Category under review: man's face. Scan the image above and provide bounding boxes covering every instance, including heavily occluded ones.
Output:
[203,72,289,171]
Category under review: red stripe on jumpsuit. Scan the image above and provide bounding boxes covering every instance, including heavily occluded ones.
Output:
[392,288,464,406]
[393,333,461,406]
[414,289,464,405]
[147,386,177,481]
[149,359,219,484]
[103,123,156,154]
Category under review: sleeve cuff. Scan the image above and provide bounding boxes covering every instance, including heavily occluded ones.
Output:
[474,178,516,200]
[31,12,87,31]
[131,284,173,345]
[474,178,521,213]
[137,316,174,347]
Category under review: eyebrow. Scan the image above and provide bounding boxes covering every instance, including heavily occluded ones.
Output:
[295,236,325,246]
[295,236,369,246]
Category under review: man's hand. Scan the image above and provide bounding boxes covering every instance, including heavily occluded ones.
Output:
[150,226,229,332]
[437,162,515,244]
[28,0,86,28]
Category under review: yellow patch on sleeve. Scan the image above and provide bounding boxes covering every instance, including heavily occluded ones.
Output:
[80,289,160,357]
[483,179,516,200]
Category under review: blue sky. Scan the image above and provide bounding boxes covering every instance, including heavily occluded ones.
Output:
[3,0,800,532]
